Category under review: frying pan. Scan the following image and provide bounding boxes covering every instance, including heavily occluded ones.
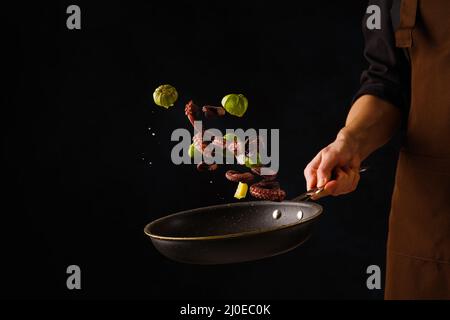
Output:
[144,168,367,264]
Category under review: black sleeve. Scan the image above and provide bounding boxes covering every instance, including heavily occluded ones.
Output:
[353,0,410,113]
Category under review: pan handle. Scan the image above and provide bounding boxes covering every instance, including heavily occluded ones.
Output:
[291,166,368,202]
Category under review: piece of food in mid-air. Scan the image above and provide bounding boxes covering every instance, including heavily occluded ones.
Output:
[181,92,285,201]
[188,143,201,159]
[153,84,178,108]
[221,93,248,117]
[234,182,249,199]
[245,154,262,168]
[223,133,237,142]
[202,106,226,119]
[196,162,218,172]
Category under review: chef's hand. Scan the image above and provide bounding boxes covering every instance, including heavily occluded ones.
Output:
[304,129,362,199]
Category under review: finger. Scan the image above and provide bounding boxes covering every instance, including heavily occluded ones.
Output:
[315,180,336,199]
[315,167,360,199]
[304,167,317,191]
[312,166,345,199]
[342,167,358,193]
[330,167,350,195]
[304,152,321,190]
[334,167,359,195]
[317,150,338,187]
[312,176,341,200]
[344,168,357,193]
[350,168,360,192]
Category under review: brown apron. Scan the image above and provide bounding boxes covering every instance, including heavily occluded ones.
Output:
[385,0,450,299]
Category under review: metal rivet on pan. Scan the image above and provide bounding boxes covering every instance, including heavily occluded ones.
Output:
[272,209,282,220]
[297,210,303,220]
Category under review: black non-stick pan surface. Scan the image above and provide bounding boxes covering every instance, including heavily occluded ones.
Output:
[145,167,367,264]
[144,198,323,264]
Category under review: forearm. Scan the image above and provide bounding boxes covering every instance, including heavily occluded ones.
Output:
[337,94,402,161]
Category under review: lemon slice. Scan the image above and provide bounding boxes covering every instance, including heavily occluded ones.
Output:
[234,182,248,199]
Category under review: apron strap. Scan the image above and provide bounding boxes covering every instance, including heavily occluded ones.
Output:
[395,0,418,48]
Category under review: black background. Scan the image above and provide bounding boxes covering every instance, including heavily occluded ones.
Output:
[3,1,401,299]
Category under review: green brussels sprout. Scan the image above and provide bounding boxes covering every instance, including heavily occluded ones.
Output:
[223,133,237,142]
[245,154,262,168]
[153,84,178,108]
[188,143,201,158]
[221,93,248,117]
